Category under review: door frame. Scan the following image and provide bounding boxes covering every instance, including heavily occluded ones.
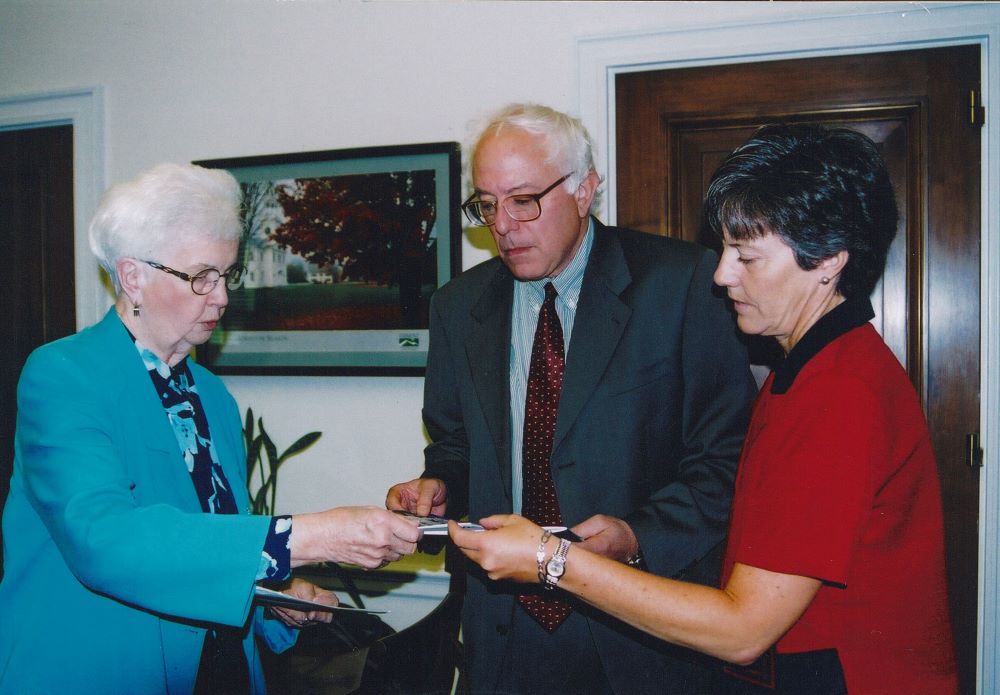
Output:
[577,3,999,692]
[0,87,106,330]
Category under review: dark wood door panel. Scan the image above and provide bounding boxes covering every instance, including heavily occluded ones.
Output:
[0,124,76,579]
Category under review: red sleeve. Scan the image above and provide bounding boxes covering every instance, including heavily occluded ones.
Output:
[731,373,884,585]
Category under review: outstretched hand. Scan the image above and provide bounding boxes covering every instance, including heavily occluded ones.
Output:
[291,506,421,570]
[448,515,552,584]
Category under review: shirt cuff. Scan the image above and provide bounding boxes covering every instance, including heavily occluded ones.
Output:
[257,515,293,582]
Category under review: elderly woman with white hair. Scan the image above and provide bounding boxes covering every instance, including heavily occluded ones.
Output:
[0,163,420,694]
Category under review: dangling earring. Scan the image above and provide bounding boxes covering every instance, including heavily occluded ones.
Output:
[133,304,141,317]
[820,277,831,285]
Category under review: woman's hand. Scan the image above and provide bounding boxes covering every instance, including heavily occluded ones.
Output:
[448,515,553,584]
[290,506,421,570]
[267,578,339,628]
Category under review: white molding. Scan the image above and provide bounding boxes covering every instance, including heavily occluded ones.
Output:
[577,4,1000,693]
[0,87,108,330]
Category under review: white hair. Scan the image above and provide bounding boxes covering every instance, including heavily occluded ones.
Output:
[88,162,242,293]
[470,103,603,196]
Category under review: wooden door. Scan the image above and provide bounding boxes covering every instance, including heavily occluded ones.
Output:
[0,124,76,578]
[616,45,981,692]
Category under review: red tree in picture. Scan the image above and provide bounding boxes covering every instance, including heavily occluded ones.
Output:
[273,170,437,327]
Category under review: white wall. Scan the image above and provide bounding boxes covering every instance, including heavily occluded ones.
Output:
[1,0,845,518]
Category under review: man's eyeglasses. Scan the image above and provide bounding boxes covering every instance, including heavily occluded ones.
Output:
[144,260,246,295]
[461,174,571,226]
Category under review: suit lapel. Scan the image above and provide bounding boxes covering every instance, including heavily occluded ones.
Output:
[553,223,632,453]
[97,310,205,512]
[466,264,515,499]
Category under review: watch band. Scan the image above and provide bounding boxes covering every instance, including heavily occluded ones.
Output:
[543,538,571,589]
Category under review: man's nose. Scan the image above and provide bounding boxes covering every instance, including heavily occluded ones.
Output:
[491,206,518,236]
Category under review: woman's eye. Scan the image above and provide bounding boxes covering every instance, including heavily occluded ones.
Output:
[737,256,755,265]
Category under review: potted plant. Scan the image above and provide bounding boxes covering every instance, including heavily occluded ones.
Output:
[243,407,365,608]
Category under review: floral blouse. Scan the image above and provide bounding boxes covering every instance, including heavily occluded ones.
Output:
[134,339,291,582]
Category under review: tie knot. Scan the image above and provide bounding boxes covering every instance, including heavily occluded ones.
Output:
[543,282,558,304]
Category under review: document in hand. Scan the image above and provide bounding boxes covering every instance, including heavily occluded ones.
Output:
[392,510,483,534]
[393,510,567,537]
[254,586,387,614]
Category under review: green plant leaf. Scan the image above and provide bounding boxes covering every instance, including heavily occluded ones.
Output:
[278,431,322,462]
[247,435,264,482]
[244,411,323,518]
[243,407,255,449]
[252,484,271,516]
[259,421,279,471]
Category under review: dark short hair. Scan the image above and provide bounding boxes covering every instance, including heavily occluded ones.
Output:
[702,123,898,300]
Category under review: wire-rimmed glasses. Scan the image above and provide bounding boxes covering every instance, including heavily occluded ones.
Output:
[143,260,246,295]
[461,174,571,226]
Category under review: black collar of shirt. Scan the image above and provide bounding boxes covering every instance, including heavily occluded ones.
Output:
[770,297,875,395]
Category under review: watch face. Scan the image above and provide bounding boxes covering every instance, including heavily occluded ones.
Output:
[547,557,565,578]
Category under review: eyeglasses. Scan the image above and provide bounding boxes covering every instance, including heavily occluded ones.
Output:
[143,260,246,295]
[461,174,571,226]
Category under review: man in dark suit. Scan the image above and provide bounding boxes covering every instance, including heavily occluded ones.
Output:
[386,103,756,694]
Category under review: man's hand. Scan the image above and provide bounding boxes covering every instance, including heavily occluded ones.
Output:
[385,478,448,517]
[570,514,639,563]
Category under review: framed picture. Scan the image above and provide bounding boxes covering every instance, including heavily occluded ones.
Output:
[193,142,462,374]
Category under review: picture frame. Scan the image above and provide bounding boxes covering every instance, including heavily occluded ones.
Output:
[193,142,462,375]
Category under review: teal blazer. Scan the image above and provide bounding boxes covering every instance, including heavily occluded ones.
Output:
[0,309,296,694]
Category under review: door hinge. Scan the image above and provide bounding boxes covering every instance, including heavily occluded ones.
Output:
[970,90,986,127]
[967,432,984,468]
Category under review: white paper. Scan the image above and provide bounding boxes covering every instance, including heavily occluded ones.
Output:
[254,585,388,614]
[394,511,566,536]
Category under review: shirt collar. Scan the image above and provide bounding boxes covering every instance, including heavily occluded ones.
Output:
[120,318,188,381]
[770,296,875,395]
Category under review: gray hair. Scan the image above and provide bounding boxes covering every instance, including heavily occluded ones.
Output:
[470,103,602,197]
[88,162,242,293]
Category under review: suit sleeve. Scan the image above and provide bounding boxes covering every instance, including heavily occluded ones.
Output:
[16,345,271,627]
[420,290,472,517]
[627,247,756,582]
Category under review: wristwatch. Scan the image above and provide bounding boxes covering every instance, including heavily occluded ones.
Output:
[543,538,571,589]
[625,548,645,569]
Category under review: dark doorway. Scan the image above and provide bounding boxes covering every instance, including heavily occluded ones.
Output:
[0,124,77,577]
[616,45,981,692]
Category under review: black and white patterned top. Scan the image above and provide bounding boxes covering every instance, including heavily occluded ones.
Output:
[134,338,291,582]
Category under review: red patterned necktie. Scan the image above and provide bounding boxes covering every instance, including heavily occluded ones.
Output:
[518,282,573,632]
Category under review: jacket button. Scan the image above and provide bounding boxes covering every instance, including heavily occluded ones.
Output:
[495,624,509,635]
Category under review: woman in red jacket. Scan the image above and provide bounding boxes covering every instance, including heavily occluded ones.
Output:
[451,124,957,694]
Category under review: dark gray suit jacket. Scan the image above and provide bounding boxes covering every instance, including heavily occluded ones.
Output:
[422,220,756,693]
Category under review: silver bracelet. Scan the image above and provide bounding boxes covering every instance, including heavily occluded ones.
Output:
[536,529,553,584]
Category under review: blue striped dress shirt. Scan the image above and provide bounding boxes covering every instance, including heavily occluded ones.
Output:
[509,219,594,513]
